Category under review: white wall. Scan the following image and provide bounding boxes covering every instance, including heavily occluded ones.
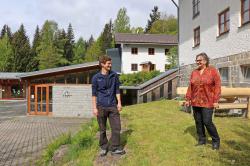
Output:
[179,0,250,66]
[121,44,170,74]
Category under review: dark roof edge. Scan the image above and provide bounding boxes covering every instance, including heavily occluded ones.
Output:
[116,42,178,45]
[19,61,99,78]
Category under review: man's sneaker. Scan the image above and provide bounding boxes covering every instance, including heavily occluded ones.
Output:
[111,149,126,155]
[212,143,220,150]
[99,148,108,157]
[195,141,206,146]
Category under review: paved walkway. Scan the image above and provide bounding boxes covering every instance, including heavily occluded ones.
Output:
[0,101,90,166]
[0,100,26,122]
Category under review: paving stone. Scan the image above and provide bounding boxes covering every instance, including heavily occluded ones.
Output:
[0,116,89,165]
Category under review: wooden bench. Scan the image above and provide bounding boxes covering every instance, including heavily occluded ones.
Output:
[177,87,250,119]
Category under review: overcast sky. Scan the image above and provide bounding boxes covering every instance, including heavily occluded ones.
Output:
[1,0,177,41]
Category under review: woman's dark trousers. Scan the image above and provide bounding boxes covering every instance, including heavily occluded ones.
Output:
[193,106,220,144]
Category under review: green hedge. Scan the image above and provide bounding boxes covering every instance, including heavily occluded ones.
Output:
[119,70,161,86]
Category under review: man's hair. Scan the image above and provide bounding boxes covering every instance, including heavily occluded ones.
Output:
[99,55,112,67]
[196,52,210,67]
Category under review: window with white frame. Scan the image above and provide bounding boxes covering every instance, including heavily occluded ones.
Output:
[241,65,250,81]
[219,67,229,82]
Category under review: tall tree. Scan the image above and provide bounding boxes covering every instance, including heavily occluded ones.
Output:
[28,25,40,71]
[166,46,178,69]
[113,7,131,33]
[54,28,68,66]
[0,34,13,71]
[85,38,102,62]
[64,23,75,64]
[72,37,86,64]
[37,20,66,70]
[12,24,31,72]
[149,14,177,35]
[145,6,161,33]
[0,25,12,41]
[99,20,113,54]
[86,35,94,50]
[131,27,144,34]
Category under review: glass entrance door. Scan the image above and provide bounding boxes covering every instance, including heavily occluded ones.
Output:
[35,85,49,115]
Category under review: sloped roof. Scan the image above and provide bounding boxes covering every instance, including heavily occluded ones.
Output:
[19,61,99,78]
[0,72,24,80]
[0,61,99,80]
[114,33,178,45]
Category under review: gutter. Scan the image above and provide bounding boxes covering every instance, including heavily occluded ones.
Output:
[171,0,181,87]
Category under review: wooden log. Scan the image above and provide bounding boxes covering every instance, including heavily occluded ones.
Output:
[221,87,250,97]
[177,87,187,95]
[177,87,250,97]
[217,103,247,109]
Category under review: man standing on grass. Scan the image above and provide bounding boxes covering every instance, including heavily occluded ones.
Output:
[92,55,126,157]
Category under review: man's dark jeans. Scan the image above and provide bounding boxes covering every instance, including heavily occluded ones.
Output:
[97,106,121,151]
[193,107,220,144]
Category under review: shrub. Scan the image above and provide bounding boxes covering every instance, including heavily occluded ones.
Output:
[120,70,161,86]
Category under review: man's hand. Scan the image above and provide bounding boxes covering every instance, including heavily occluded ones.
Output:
[93,108,98,116]
[213,103,219,108]
[117,104,122,112]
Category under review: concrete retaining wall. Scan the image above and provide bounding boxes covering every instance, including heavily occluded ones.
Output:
[52,85,93,118]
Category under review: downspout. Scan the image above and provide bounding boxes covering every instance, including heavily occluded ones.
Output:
[171,0,181,86]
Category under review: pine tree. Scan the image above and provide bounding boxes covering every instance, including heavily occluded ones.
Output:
[99,20,113,54]
[37,20,66,70]
[113,7,131,33]
[72,37,86,64]
[6,26,12,41]
[64,23,75,64]
[86,35,94,50]
[85,38,102,62]
[28,25,40,71]
[0,25,12,41]
[0,25,7,39]
[0,34,14,71]
[145,6,161,33]
[54,29,68,66]
[12,24,31,72]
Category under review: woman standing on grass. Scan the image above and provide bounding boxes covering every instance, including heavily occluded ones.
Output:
[185,52,221,150]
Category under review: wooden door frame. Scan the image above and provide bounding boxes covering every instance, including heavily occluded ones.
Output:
[28,84,53,115]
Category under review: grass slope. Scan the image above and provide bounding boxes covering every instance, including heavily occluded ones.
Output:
[41,100,250,166]
[119,100,250,166]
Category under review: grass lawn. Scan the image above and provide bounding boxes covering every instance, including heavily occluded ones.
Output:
[40,100,250,166]
[119,100,250,166]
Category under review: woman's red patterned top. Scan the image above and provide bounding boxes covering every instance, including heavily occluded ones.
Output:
[185,66,221,108]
